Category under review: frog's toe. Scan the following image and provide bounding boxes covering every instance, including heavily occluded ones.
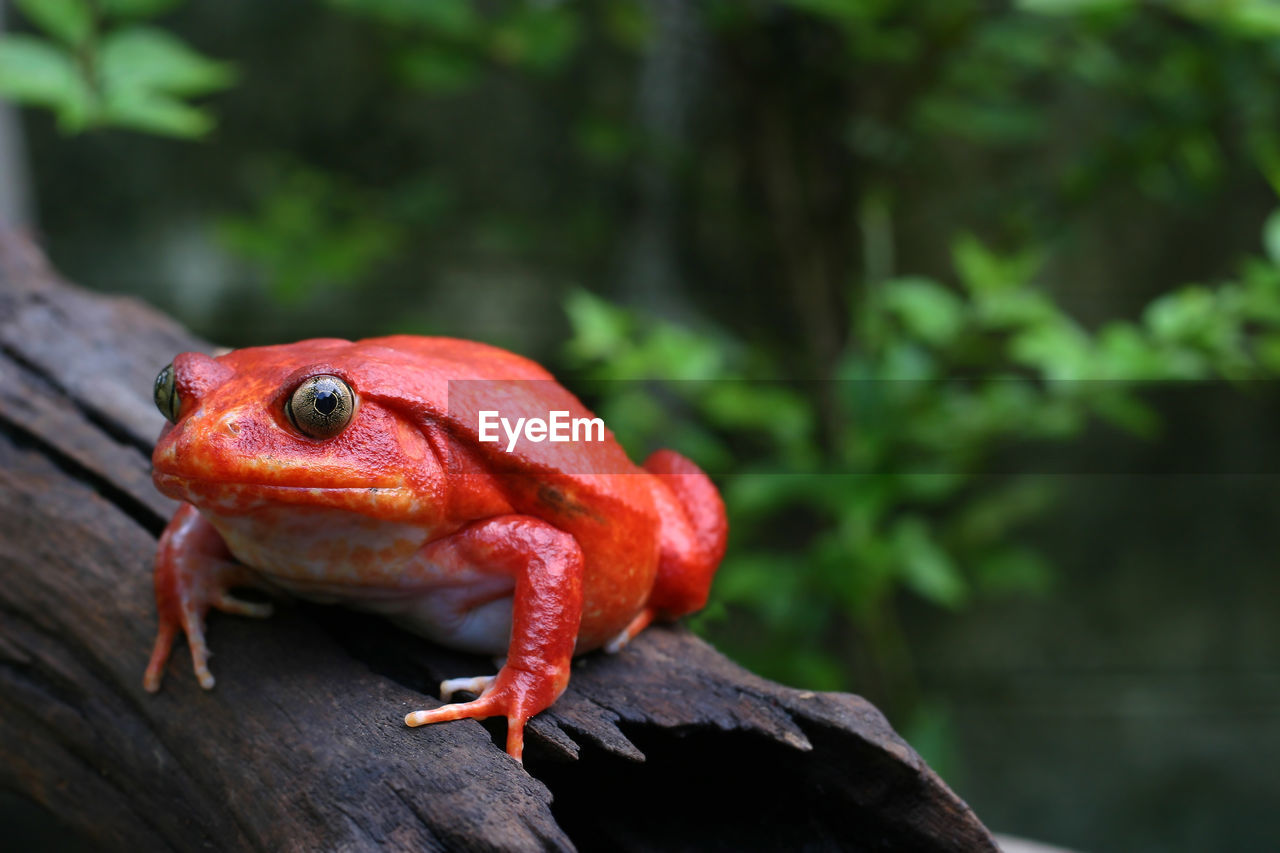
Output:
[142,621,178,693]
[185,622,216,689]
[193,663,215,689]
[143,605,218,692]
[405,695,501,729]
[405,696,531,762]
[213,591,273,618]
[406,667,561,762]
[439,674,496,702]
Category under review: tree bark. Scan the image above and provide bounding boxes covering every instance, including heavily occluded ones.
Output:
[0,231,997,851]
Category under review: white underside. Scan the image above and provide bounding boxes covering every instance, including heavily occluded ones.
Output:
[259,565,517,656]
[207,505,517,656]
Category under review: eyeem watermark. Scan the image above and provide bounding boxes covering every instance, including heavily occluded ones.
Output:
[478,410,605,452]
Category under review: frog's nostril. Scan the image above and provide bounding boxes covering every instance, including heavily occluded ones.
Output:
[223,417,241,436]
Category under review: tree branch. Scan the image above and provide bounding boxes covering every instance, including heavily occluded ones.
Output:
[0,231,995,851]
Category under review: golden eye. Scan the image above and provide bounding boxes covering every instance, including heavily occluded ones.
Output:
[154,363,180,423]
[285,374,355,439]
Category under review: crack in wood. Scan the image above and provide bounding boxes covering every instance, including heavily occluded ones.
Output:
[0,410,166,535]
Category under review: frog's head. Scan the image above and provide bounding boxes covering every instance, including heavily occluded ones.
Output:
[150,340,443,525]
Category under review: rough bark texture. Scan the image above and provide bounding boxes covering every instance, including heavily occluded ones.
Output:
[0,231,997,852]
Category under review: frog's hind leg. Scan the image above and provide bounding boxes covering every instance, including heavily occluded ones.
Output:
[640,449,728,617]
[606,451,727,655]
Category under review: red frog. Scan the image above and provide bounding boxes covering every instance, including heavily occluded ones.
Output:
[142,336,727,761]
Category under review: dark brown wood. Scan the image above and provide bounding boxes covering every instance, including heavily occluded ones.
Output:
[0,231,997,852]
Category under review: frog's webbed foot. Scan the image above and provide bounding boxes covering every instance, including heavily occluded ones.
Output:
[405,665,564,762]
[143,586,272,692]
[143,504,271,693]
[439,674,496,702]
[212,590,273,619]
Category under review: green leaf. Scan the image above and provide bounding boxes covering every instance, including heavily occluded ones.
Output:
[101,91,213,137]
[93,26,232,137]
[1263,209,1280,265]
[1186,0,1280,38]
[724,473,820,518]
[1232,6,1280,37]
[1257,334,1280,372]
[702,382,812,446]
[99,26,235,97]
[974,288,1058,328]
[98,0,184,18]
[564,290,632,362]
[893,517,967,608]
[880,339,936,380]
[0,35,94,130]
[952,233,1042,294]
[1240,263,1280,326]
[713,553,814,629]
[1009,319,1092,381]
[1094,323,1167,378]
[217,168,401,301]
[1143,287,1216,344]
[642,326,726,380]
[14,0,92,47]
[1017,0,1135,14]
[882,277,966,347]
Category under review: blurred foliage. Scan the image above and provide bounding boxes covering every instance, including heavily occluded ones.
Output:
[12,0,1280,763]
[327,0,581,88]
[216,164,406,303]
[0,0,232,136]
[563,232,1280,703]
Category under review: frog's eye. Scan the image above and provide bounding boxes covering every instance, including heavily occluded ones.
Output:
[285,374,356,440]
[154,363,180,424]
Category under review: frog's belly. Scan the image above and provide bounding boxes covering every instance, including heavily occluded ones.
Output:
[205,505,517,655]
[205,504,430,586]
[263,570,516,656]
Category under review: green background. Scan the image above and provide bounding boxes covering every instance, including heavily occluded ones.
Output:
[3,1,1280,849]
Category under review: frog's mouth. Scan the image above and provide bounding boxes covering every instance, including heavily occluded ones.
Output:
[153,472,420,516]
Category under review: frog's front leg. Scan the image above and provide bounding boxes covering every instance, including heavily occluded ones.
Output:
[404,516,583,762]
[143,503,273,692]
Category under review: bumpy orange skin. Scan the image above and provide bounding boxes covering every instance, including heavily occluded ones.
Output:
[144,336,727,761]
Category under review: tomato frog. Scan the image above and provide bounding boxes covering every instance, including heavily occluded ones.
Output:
[142,336,727,761]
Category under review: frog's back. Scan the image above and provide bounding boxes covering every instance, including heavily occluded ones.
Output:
[360,335,556,381]
[351,335,638,478]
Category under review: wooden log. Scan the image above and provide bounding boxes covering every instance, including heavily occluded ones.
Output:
[0,231,997,851]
